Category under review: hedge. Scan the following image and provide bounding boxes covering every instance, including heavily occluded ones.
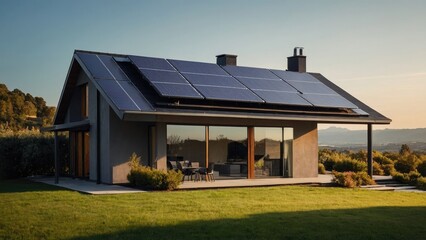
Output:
[0,132,69,179]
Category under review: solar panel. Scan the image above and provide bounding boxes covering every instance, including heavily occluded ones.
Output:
[254,90,313,106]
[139,69,188,84]
[236,77,297,92]
[97,80,141,111]
[169,59,228,76]
[118,81,153,111]
[195,85,264,103]
[97,55,128,80]
[151,82,203,99]
[128,55,175,71]
[301,94,358,108]
[287,81,336,95]
[183,73,245,88]
[270,70,320,82]
[76,52,114,80]
[222,65,280,79]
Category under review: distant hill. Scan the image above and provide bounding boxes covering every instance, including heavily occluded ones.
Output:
[319,127,426,152]
[0,83,55,131]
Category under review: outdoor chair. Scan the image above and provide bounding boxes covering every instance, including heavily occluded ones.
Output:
[197,167,215,182]
[177,161,196,182]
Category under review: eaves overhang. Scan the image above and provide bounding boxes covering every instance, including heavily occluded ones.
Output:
[121,110,391,125]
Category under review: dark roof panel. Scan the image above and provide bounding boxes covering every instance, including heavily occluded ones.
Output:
[236,77,297,92]
[55,50,390,124]
[168,59,228,76]
[128,55,175,71]
[254,90,312,106]
[222,65,280,79]
[195,85,264,103]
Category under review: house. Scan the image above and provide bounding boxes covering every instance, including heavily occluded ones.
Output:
[50,47,391,184]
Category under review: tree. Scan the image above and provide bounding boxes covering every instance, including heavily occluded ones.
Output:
[399,144,411,156]
[0,83,54,131]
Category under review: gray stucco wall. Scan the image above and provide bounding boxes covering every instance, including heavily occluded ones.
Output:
[88,80,97,182]
[109,109,149,184]
[292,122,318,178]
[155,123,167,171]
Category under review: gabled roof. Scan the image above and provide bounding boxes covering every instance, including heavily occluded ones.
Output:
[54,50,391,125]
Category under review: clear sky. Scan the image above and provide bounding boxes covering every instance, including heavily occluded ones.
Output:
[1,0,425,130]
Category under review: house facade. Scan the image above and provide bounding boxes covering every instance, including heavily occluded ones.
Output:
[51,48,391,184]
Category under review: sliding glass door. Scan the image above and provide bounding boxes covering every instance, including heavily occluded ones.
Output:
[208,126,248,179]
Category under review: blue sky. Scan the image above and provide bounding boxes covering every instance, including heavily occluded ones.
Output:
[1,0,425,130]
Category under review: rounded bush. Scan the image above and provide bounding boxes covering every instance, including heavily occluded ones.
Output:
[394,155,420,173]
[382,164,396,176]
[416,160,426,177]
[416,177,426,190]
[318,163,326,174]
[332,171,375,188]
[373,161,384,175]
[127,153,183,190]
[333,159,367,173]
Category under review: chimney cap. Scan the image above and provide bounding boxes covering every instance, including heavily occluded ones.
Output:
[293,47,304,56]
[216,54,238,58]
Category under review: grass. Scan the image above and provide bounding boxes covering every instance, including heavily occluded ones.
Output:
[1,179,426,239]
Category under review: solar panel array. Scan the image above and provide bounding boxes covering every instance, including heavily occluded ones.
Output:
[75,52,153,112]
[76,51,368,116]
[127,55,365,112]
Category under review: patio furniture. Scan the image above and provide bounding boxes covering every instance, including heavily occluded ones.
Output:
[177,161,196,182]
[197,166,215,182]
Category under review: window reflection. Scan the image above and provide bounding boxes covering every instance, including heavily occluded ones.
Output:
[254,127,283,177]
[209,127,247,179]
[167,125,206,169]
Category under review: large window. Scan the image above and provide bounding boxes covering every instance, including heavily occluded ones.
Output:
[165,124,293,179]
[167,125,206,168]
[209,126,247,179]
[254,127,283,177]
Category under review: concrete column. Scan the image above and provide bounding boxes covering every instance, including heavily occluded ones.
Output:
[54,131,59,184]
[367,124,373,177]
[247,127,255,179]
[156,122,167,171]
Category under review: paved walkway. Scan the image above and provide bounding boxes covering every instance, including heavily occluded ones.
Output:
[31,177,145,195]
[178,174,333,190]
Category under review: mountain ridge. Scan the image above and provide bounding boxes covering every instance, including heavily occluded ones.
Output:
[318,127,426,150]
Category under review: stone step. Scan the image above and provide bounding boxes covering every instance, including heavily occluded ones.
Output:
[375,180,400,184]
[362,185,417,191]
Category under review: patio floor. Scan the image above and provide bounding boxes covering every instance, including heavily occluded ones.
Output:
[31,175,334,194]
[31,177,145,195]
[178,174,334,190]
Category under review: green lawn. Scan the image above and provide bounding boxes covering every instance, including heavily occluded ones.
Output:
[1,179,426,240]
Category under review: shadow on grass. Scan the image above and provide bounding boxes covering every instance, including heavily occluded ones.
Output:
[0,178,63,193]
[71,206,426,240]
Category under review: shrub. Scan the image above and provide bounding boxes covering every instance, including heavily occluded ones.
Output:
[349,150,367,162]
[333,159,367,173]
[373,154,393,165]
[127,153,183,190]
[382,163,396,176]
[320,151,343,171]
[318,163,326,174]
[394,155,420,173]
[416,177,426,191]
[392,171,421,185]
[0,131,69,179]
[416,160,426,177]
[392,172,408,183]
[373,161,384,175]
[332,171,375,188]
